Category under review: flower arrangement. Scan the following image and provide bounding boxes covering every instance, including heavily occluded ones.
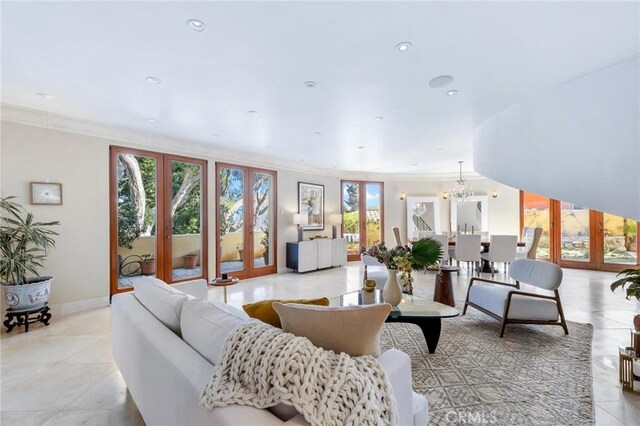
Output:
[361,238,443,294]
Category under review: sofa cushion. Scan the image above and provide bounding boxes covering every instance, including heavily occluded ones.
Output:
[273,302,391,357]
[242,298,329,328]
[180,300,249,365]
[468,283,559,321]
[133,277,190,335]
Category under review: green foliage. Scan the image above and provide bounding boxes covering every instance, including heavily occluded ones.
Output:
[344,184,359,213]
[610,268,640,301]
[343,211,359,234]
[260,228,269,251]
[410,238,444,271]
[171,162,201,235]
[0,197,59,285]
[117,202,144,249]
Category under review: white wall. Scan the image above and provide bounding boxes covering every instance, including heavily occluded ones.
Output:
[383,178,520,244]
[1,120,522,310]
[474,58,640,221]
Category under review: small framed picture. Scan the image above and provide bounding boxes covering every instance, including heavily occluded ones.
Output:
[298,182,324,230]
[30,182,63,205]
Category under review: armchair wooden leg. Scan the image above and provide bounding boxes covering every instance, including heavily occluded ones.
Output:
[555,290,569,335]
[462,303,468,315]
[499,318,507,337]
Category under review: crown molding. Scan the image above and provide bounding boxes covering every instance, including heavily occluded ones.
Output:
[1,103,482,182]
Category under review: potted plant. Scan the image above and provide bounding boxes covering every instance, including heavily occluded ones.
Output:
[611,268,640,330]
[260,228,269,265]
[138,254,156,276]
[183,253,198,269]
[236,243,244,262]
[0,197,59,311]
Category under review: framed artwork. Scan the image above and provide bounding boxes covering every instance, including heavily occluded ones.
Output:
[450,195,489,234]
[298,182,324,230]
[406,197,440,241]
[30,182,63,205]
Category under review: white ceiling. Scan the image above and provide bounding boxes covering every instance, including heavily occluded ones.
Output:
[2,1,638,174]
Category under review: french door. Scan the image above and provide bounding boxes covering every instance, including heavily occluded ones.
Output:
[216,163,277,279]
[521,191,638,272]
[109,147,207,296]
[341,181,384,261]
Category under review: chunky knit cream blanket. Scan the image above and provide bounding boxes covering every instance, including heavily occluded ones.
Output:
[200,320,398,426]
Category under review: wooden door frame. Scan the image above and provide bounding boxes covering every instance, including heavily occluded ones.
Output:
[520,190,639,272]
[341,180,385,262]
[215,163,278,279]
[109,146,166,297]
[162,154,208,284]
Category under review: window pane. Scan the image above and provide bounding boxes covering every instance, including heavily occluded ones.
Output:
[253,172,274,268]
[522,192,551,259]
[365,183,382,247]
[219,167,245,273]
[342,182,360,255]
[116,154,157,289]
[603,213,637,265]
[171,161,203,280]
[560,202,590,261]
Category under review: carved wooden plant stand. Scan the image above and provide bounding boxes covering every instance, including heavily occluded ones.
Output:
[3,303,51,333]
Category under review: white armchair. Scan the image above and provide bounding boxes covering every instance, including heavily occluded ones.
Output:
[463,259,568,337]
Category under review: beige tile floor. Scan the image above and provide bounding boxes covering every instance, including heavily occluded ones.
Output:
[1,263,639,425]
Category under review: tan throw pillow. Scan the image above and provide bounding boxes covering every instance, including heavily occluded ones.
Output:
[272,303,391,357]
[242,298,329,328]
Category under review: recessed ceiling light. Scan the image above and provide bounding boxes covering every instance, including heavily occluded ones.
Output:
[36,93,53,99]
[212,133,220,137]
[445,90,458,96]
[428,75,454,88]
[300,159,305,162]
[436,148,444,151]
[373,116,383,121]
[357,145,365,149]
[146,76,161,84]
[187,19,206,32]
[146,118,157,123]
[313,132,321,136]
[410,163,419,166]
[247,110,258,115]
[304,81,317,88]
[395,42,412,52]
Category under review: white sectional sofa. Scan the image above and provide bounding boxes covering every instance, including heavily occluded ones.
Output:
[111,278,429,426]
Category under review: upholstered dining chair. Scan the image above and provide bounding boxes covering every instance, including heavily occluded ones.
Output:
[392,227,403,246]
[480,235,517,277]
[463,258,568,337]
[451,234,481,276]
[516,227,543,259]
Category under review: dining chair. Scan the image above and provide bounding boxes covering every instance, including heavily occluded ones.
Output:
[451,234,482,276]
[480,235,517,277]
[392,227,403,246]
[516,227,543,259]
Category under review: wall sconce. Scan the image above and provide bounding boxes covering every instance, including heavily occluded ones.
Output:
[292,213,308,242]
[442,191,449,200]
[492,190,498,198]
[399,192,406,201]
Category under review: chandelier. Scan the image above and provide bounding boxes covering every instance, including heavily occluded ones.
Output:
[450,161,473,205]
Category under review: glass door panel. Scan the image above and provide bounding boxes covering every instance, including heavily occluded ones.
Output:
[218,166,246,275]
[559,201,591,262]
[521,192,552,259]
[342,182,360,258]
[169,160,205,281]
[365,183,383,247]
[600,213,638,266]
[115,153,159,289]
[251,171,276,270]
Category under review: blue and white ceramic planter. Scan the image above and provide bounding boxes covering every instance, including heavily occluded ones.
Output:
[2,278,52,311]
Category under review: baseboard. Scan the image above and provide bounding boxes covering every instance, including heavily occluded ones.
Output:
[49,296,110,316]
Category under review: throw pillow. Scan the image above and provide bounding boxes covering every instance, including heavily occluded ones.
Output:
[181,300,249,365]
[242,298,329,328]
[133,276,190,336]
[272,302,391,356]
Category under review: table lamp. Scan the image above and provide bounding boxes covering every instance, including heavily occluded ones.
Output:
[293,214,308,242]
[329,214,343,239]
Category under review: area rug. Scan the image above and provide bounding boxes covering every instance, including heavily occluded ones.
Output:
[379,308,594,425]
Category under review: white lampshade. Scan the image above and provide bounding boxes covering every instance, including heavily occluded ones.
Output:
[329,214,343,224]
[293,213,308,225]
